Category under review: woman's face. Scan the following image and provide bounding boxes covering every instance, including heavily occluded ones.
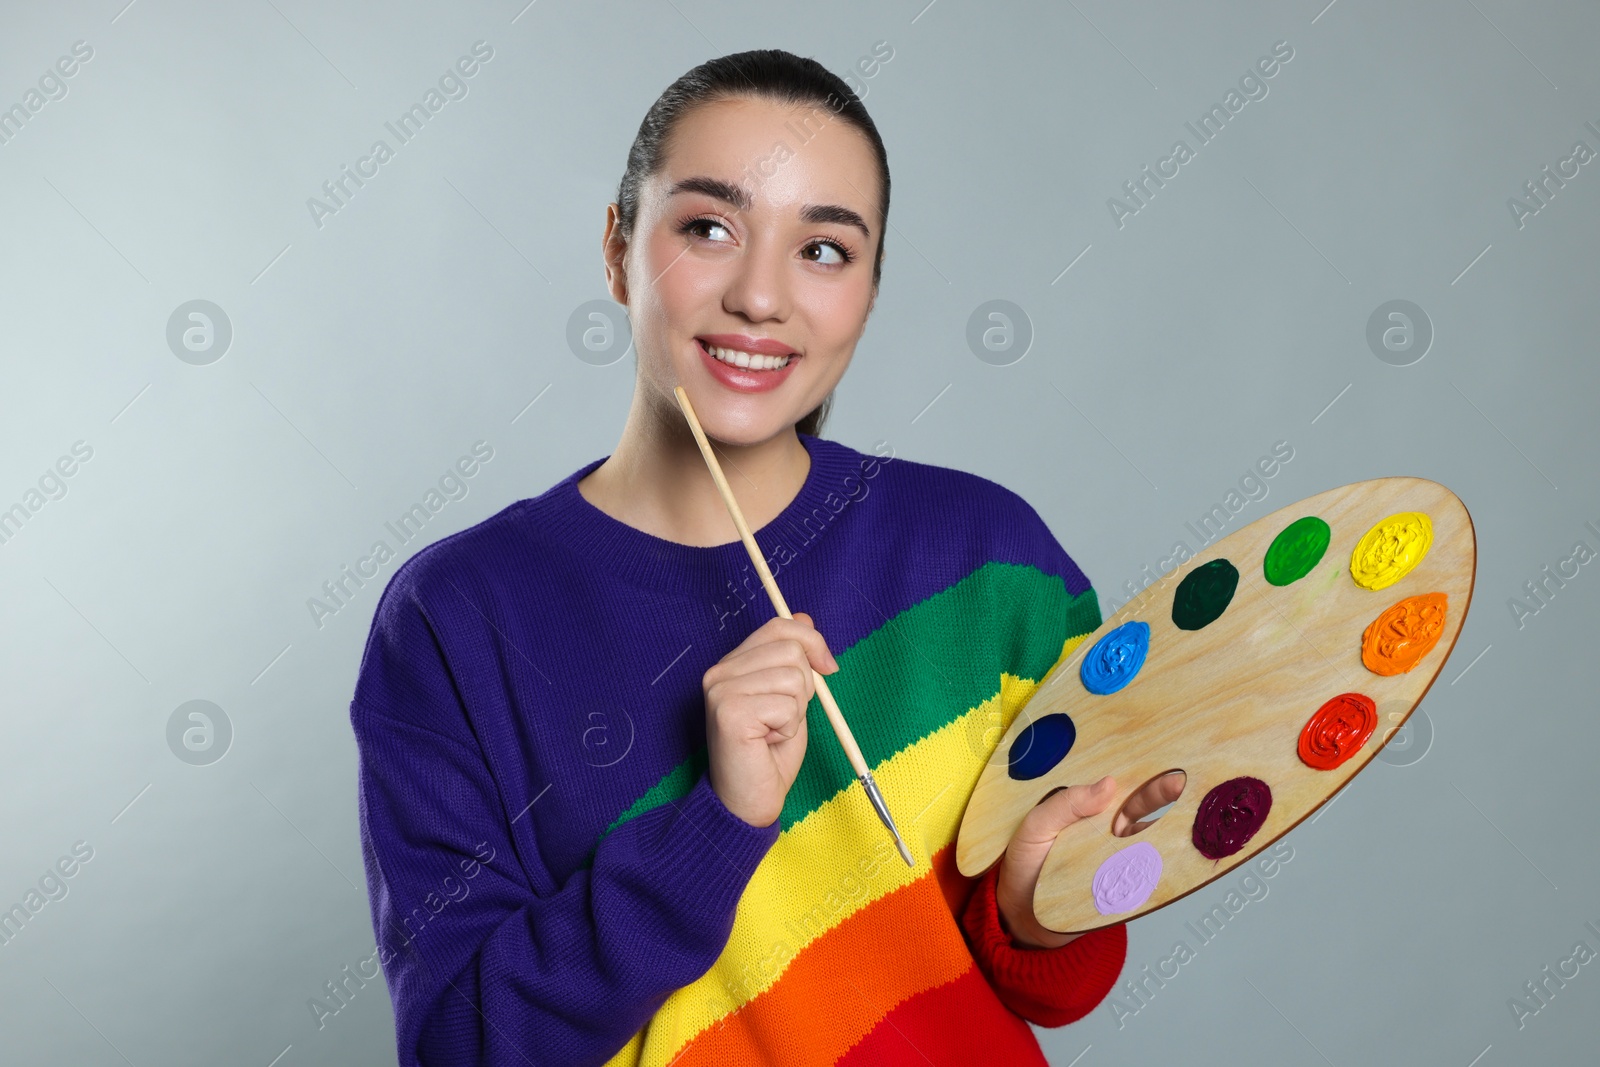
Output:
[608,94,882,446]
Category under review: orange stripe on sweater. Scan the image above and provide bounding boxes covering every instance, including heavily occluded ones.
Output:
[930,837,981,920]
[671,868,976,1066]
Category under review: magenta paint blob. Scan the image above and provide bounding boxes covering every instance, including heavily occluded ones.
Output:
[1191,776,1273,859]
[1091,841,1163,915]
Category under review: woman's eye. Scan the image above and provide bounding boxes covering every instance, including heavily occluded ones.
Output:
[686,218,732,243]
[803,240,848,266]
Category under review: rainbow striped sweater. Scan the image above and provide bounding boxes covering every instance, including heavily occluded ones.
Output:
[350,433,1127,1066]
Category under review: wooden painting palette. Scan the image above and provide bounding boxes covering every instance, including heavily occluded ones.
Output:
[956,477,1476,933]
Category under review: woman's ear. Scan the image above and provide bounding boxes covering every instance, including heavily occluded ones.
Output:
[602,203,629,305]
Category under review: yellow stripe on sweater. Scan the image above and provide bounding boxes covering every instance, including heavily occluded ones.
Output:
[604,631,1087,1066]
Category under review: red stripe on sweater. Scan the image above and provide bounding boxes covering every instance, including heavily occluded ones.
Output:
[836,965,1048,1066]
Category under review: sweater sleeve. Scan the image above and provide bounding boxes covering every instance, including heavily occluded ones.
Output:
[961,863,1127,1026]
[350,569,779,1066]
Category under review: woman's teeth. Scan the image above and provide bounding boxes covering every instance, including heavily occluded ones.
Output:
[705,343,791,371]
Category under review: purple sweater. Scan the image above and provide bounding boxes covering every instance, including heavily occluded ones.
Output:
[349,433,1118,1065]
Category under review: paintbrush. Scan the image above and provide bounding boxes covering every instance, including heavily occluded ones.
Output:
[673,385,914,868]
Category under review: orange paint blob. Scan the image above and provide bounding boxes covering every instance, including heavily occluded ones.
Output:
[1361,592,1448,676]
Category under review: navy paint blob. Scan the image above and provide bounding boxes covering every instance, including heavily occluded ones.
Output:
[1007,713,1077,781]
[1080,621,1152,695]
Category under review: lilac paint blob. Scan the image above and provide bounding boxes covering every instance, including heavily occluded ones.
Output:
[1091,841,1163,915]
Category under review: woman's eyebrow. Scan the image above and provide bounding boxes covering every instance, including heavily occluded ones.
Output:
[668,176,871,239]
[800,203,870,240]
[669,175,752,210]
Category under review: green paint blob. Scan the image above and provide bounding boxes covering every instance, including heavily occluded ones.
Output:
[1172,558,1239,630]
[1263,516,1331,587]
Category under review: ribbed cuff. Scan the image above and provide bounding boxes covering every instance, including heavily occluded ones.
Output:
[963,863,1128,1027]
[645,773,781,920]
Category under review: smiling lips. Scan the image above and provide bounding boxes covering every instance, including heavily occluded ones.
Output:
[697,333,796,371]
[694,333,801,394]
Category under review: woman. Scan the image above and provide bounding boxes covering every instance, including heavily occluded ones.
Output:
[351,48,1175,1066]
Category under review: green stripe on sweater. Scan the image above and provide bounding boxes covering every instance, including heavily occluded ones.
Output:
[603,561,1099,840]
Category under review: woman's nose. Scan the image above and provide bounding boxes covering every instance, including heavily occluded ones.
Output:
[721,238,791,323]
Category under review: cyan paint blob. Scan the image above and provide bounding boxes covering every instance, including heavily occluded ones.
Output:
[1080,621,1151,695]
[1007,713,1077,781]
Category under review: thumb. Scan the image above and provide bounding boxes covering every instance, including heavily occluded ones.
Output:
[1017,776,1117,845]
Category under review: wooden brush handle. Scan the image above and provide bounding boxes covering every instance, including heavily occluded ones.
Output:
[672,386,871,779]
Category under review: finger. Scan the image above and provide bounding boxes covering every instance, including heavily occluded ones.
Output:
[717,639,802,674]
[781,612,840,673]
[732,662,819,723]
[712,663,816,708]
[721,636,830,690]
[1118,770,1187,825]
[719,616,838,678]
[744,693,809,741]
[1156,770,1187,803]
[711,690,807,743]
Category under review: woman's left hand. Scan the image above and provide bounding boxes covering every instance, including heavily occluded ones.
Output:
[995,771,1185,948]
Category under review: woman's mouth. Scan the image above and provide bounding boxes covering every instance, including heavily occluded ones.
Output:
[694,335,800,394]
[703,343,792,371]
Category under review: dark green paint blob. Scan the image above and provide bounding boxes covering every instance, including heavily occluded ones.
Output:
[1172,558,1239,630]
[1263,516,1331,587]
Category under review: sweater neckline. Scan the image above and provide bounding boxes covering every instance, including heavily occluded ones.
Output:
[531,433,863,598]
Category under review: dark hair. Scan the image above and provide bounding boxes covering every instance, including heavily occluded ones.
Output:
[615,49,891,438]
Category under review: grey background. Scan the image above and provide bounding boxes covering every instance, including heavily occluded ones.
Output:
[1,0,1594,1064]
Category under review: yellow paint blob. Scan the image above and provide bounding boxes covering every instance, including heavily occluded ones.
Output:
[1350,511,1433,590]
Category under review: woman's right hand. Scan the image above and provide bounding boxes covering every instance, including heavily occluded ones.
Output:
[703,611,838,828]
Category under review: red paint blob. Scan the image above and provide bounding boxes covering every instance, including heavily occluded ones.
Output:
[1298,693,1378,770]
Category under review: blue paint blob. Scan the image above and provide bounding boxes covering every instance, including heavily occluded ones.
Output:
[1080,621,1151,695]
[1007,713,1077,781]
